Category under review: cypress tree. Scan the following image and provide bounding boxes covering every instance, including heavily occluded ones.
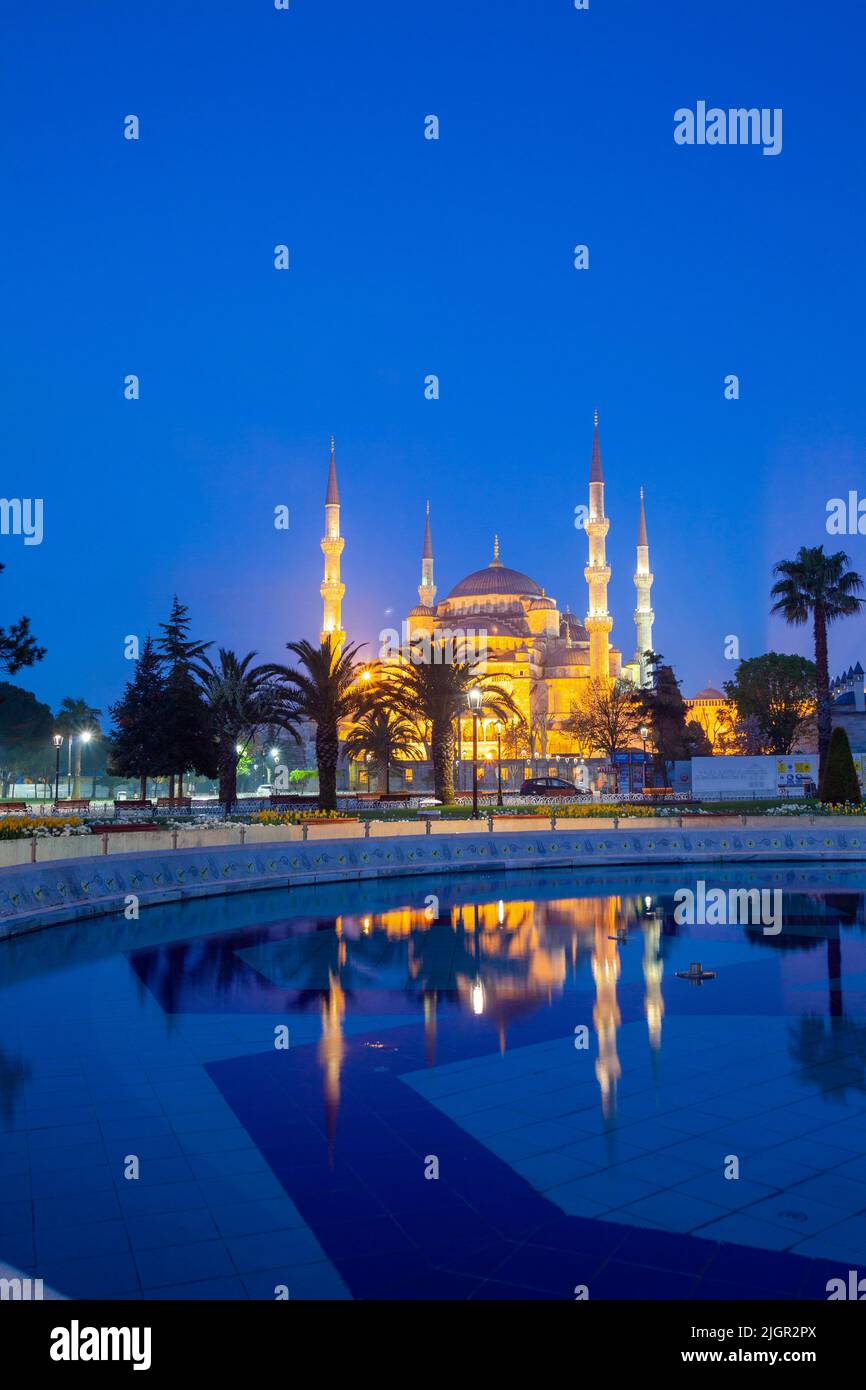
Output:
[108,637,165,800]
[819,726,861,805]
[156,597,217,791]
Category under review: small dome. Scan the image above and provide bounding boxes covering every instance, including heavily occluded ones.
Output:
[408,604,435,618]
[693,686,725,700]
[528,596,557,611]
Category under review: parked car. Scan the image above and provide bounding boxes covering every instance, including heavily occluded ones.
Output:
[255,785,274,796]
[519,776,588,798]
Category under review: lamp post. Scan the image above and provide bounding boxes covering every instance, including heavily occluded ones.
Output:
[640,724,649,791]
[495,721,503,806]
[52,734,63,804]
[467,688,482,819]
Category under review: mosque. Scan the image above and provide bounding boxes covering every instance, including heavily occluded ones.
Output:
[318,415,717,781]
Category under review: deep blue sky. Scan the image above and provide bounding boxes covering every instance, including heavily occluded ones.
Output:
[3,0,865,720]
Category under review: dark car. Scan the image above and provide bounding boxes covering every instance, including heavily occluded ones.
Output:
[519,776,587,798]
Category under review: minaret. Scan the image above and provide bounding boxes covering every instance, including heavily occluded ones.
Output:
[320,436,346,651]
[584,411,613,680]
[633,487,654,686]
[418,500,436,608]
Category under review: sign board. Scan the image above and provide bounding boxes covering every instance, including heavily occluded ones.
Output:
[692,754,818,800]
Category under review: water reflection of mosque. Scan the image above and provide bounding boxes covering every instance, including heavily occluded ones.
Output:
[316,893,665,1132]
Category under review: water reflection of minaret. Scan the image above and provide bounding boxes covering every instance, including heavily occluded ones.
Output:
[642,909,664,1051]
[318,921,347,1166]
[591,898,622,1118]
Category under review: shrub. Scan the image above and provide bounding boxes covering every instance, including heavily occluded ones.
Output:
[819,727,861,805]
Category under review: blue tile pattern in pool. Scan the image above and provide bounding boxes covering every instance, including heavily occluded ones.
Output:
[0,862,865,1298]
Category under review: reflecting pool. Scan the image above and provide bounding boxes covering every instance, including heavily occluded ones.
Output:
[1,862,865,1299]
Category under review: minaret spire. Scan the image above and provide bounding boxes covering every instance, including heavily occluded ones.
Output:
[418,500,436,608]
[584,411,612,679]
[633,486,654,687]
[320,436,346,651]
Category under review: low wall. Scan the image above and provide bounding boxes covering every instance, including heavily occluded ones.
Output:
[0,811,819,870]
[1,819,864,939]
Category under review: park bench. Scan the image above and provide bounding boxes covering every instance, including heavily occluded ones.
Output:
[156,797,192,810]
[1,801,31,812]
[53,799,91,813]
[114,800,152,814]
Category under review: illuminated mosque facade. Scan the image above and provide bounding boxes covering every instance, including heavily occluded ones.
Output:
[319,415,663,768]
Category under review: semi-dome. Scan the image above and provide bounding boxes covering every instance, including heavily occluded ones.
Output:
[560,611,589,644]
[545,646,589,669]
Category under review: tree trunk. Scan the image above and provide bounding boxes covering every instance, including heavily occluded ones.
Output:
[385,758,391,794]
[431,720,455,803]
[140,774,147,801]
[316,721,339,811]
[72,744,82,799]
[218,744,237,814]
[814,603,831,780]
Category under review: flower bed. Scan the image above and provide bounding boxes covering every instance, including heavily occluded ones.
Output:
[252,809,356,826]
[0,815,90,840]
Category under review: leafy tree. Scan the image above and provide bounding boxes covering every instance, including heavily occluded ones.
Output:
[194,649,297,810]
[563,677,642,764]
[0,562,45,675]
[500,717,531,760]
[0,683,54,798]
[819,727,861,805]
[635,653,709,781]
[55,697,102,798]
[108,637,167,799]
[377,640,519,804]
[264,638,365,812]
[723,652,816,754]
[771,546,865,777]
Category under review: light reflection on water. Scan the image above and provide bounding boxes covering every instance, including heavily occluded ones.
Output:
[1,864,866,1135]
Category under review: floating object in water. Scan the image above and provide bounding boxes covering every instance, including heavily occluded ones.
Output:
[675,961,716,984]
[608,930,629,944]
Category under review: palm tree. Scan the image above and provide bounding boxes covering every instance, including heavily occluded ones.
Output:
[194,649,296,810]
[771,546,865,776]
[55,697,102,798]
[264,638,365,811]
[378,640,519,803]
[343,702,419,793]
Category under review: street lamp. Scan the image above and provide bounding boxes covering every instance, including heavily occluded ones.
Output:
[495,720,503,806]
[52,734,63,804]
[78,730,93,799]
[467,688,483,819]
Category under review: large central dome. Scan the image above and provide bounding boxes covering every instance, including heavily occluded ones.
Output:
[446,558,544,601]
